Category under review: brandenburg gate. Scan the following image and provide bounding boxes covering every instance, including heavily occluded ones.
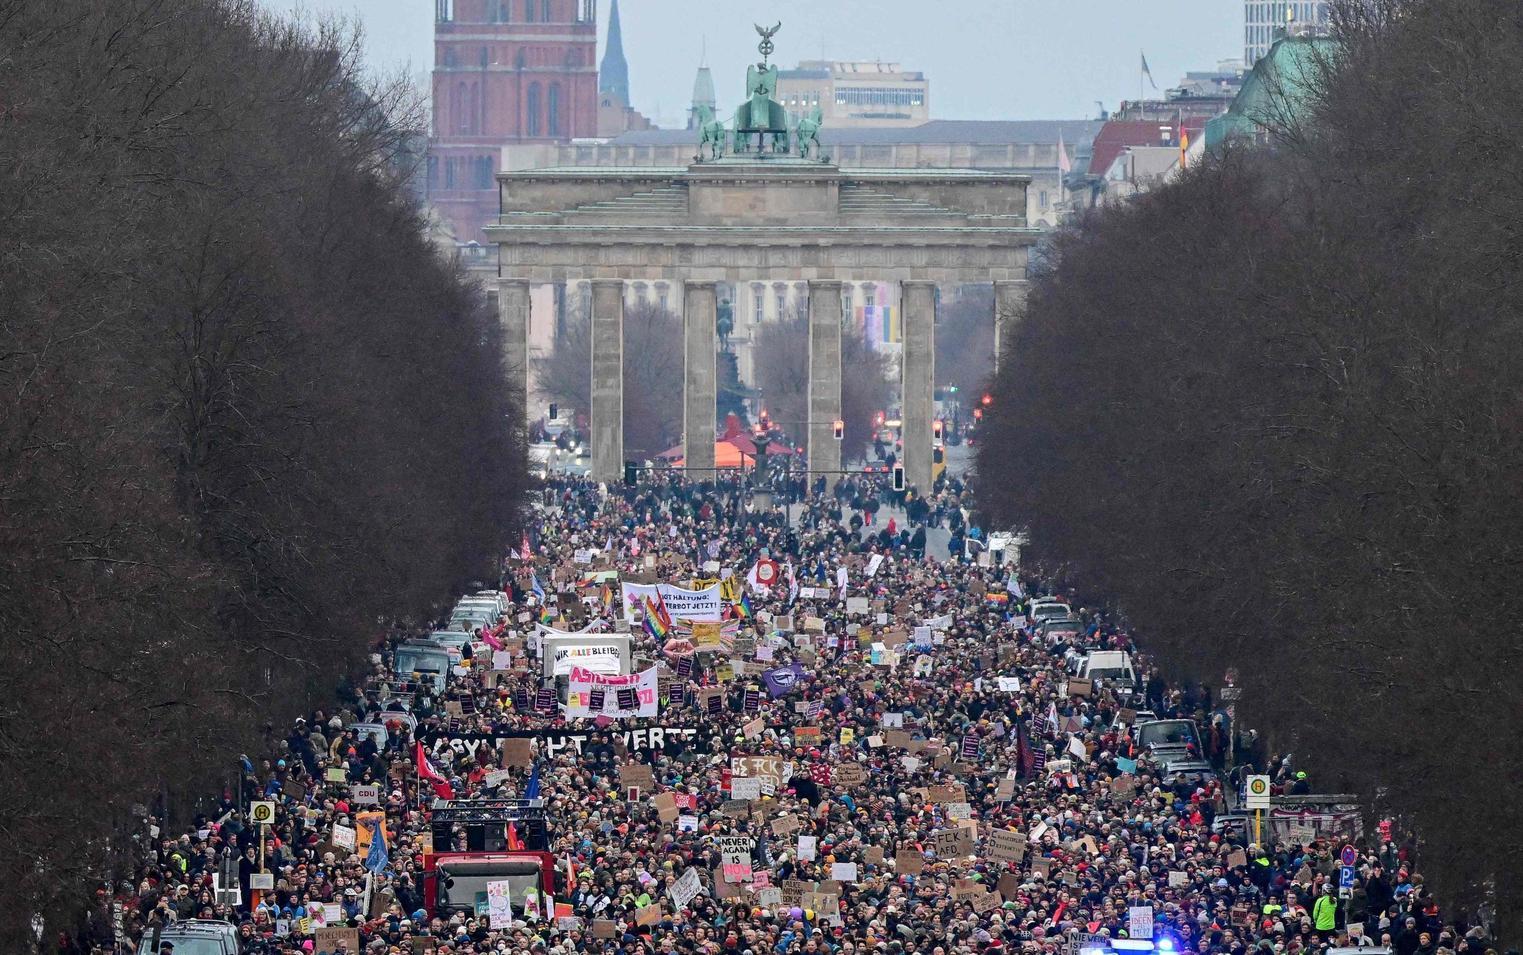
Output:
[486,25,1038,494]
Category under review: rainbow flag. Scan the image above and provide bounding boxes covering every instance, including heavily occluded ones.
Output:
[539,606,555,625]
[737,589,754,620]
[642,595,671,641]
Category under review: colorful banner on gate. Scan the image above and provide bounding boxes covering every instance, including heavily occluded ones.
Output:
[564,666,659,718]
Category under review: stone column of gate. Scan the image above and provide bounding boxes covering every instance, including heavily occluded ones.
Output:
[497,278,531,431]
[805,280,844,486]
[682,281,718,475]
[589,279,625,484]
[993,279,1029,372]
[901,280,937,496]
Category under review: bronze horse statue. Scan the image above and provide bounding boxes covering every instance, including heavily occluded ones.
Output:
[695,104,727,159]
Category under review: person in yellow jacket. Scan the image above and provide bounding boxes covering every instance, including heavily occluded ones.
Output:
[1313,884,1339,936]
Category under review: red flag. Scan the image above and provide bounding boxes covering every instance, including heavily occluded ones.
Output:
[519,531,532,562]
[414,741,455,801]
[506,821,523,850]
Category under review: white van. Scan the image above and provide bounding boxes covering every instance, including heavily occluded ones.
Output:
[1079,650,1138,688]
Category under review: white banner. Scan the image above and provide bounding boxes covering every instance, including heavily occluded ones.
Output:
[536,621,606,640]
[542,635,631,677]
[620,582,724,623]
[564,666,659,718]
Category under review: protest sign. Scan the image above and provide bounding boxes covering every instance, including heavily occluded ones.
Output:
[933,828,973,857]
[988,829,1027,863]
[895,850,924,874]
[730,777,762,800]
[485,880,513,927]
[314,927,361,953]
[833,762,867,786]
[668,868,704,909]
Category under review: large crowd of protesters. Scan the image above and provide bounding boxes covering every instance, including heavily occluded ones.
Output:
[70,473,1500,955]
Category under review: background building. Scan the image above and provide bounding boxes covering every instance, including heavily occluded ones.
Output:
[1245,0,1329,65]
[428,0,600,245]
[775,60,930,128]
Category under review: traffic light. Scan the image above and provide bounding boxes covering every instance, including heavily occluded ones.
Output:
[981,393,993,406]
[933,419,944,441]
[973,408,983,421]
[832,419,844,441]
[892,464,906,492]
[623,460,637,487]
[549,402,558,420]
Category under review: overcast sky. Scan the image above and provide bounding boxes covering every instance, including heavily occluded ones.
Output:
[271,0,1242,125]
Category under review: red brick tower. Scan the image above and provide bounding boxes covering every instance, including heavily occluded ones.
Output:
[429,0,599,245]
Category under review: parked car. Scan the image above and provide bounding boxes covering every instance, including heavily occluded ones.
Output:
[394,642,451,693]
[1041,616,1085,641]
[137,920,240,955]
[1161,757,1217,786]
[1030,599,1072,623]
[1136,718,1203,755]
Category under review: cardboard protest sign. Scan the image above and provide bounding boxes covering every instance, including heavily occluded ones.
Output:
[502,738,534,767]
[929,784,967,803]
[833,763,867,786]
[592,919,618,938]
[988,829,1028,863]
[895,850,925,874]
[932,828,974,857]
[620,762,655,790]
[635,903,662,926]
[770,815,801,836]
[651,792,679,822]
[997,872,1021,899]
[314,927,360,953]
[780,880,814,907]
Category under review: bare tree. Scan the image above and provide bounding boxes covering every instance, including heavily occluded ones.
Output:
[753,308,894,463]
[0,0,526,944]
[976,0,1523,935]
[533,299,684,459]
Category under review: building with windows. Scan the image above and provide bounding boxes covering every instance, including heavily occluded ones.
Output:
[775,60,930,128]
[1245,1,1329,65]
[428,0,600,245]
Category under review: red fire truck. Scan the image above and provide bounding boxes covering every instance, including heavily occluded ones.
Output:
[421,799,557,921]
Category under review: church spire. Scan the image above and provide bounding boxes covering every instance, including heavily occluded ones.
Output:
[599,0,630,106]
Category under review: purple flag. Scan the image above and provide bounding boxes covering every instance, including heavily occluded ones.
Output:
[761,662,808,698]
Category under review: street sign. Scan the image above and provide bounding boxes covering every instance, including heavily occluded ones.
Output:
[1219,686,1243,702]
[1340,844,1356,867]
[1244,775,1271,810]
[1339,865,1356,889]
[249,800,276,825]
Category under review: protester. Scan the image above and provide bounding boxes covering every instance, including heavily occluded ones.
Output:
[74,473,1480,955]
